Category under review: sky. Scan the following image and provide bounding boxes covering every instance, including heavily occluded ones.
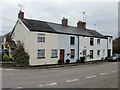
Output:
[0,0,119,39]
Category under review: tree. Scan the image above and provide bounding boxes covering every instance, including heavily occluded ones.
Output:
[12,43,29,67]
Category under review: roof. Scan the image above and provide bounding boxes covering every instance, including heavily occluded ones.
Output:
[0,32,11,44]
[21,18,106,38]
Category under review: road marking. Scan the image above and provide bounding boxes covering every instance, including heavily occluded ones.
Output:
[38,85,44,87]
[5,69,14,71]
[66,79,79,82]
[111,71,117,73]
[47,83,58,86]
[38,83,58,87]
[86,75,96,79]
[15,87,23,89]
[100,72,108,75]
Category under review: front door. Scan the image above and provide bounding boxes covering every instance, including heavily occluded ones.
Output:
[60,49,65,64]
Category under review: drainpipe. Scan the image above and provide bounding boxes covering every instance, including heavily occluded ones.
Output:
[107,37,108,58]
[77,35,79,60]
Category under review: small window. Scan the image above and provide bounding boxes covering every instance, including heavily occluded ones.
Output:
[37,49,45,59]
[97,39,100,44]
[51,49,58,58]
[70,49,75,58]
[38,34,45,42]
[70,37,75,45]
[97,50,100,56]
[90,50,93,59]
[90,38,94,46]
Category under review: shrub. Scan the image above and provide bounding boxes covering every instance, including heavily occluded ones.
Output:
[66,59,70,64]
[80,57,85,63]
[3,54,10,62]
[58,59,62,64]
[12,44,29,67]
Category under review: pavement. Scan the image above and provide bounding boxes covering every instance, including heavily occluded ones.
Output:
[1,61,119,89]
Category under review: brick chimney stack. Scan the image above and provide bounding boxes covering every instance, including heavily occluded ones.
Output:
[77,21,86,29]
[62,17,68,27]
[18,10,24,19]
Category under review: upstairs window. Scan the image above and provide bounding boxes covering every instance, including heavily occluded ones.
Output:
[70,37,75,45]
[51,49,58,58]
[38,33,45,42]
[90,38,94,46]
[97,39,100,44]
[37,49,45,59]
[70,49,75,58]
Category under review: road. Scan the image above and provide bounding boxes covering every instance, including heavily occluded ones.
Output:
[1,61,119,89]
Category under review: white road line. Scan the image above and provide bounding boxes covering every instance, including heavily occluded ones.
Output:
[38,85,44,87]
[47,83,58,86]
[100,72,108,75]
[66,79,79,82]
[15,87,23,89]
[111,71,117,73]
[38,83,58,87]
[86,75,97,79]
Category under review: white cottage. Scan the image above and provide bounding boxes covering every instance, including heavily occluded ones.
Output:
[10,11,112,66]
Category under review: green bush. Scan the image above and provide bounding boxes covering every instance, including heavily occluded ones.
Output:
[12,44,29,67]
[3,54,10,62]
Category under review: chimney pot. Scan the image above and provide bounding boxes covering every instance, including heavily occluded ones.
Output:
[18,10,24,19]
[62,17,68,26]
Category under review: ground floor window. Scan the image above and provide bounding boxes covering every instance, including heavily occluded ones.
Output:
[51,49,58,58]
[70,49,75,58]
[90,50,93,59]
[97,50,100,56]
[37,49,45,59]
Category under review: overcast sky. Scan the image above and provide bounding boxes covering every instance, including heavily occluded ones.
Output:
[0,0,119,38]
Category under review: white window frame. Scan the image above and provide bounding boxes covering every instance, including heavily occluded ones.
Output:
[97,39,100,44]
[51,49,58,58]
[90,38,94,46]
[70,49,75,58]
[97,50,100,56]
[37,49,45,59]
[70,37,75,45]
[38,33,45,43]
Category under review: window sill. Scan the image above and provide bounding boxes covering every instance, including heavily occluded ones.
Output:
[37,57,45,59]
[51,57,58,58]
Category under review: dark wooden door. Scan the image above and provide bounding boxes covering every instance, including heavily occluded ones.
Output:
[60,49,65,63]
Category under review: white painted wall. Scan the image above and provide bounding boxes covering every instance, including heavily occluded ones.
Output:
[12,19,111,66]
[79,36,108,61]
[59,34,78,63]
[12,19,59,66]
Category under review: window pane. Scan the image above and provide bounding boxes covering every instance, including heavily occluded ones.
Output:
[38,34,45,42]
[70,37,75,45]
[70,49,75,58]
[37,49,45,59]
[51,49,58,58]
[90,38,94,46]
